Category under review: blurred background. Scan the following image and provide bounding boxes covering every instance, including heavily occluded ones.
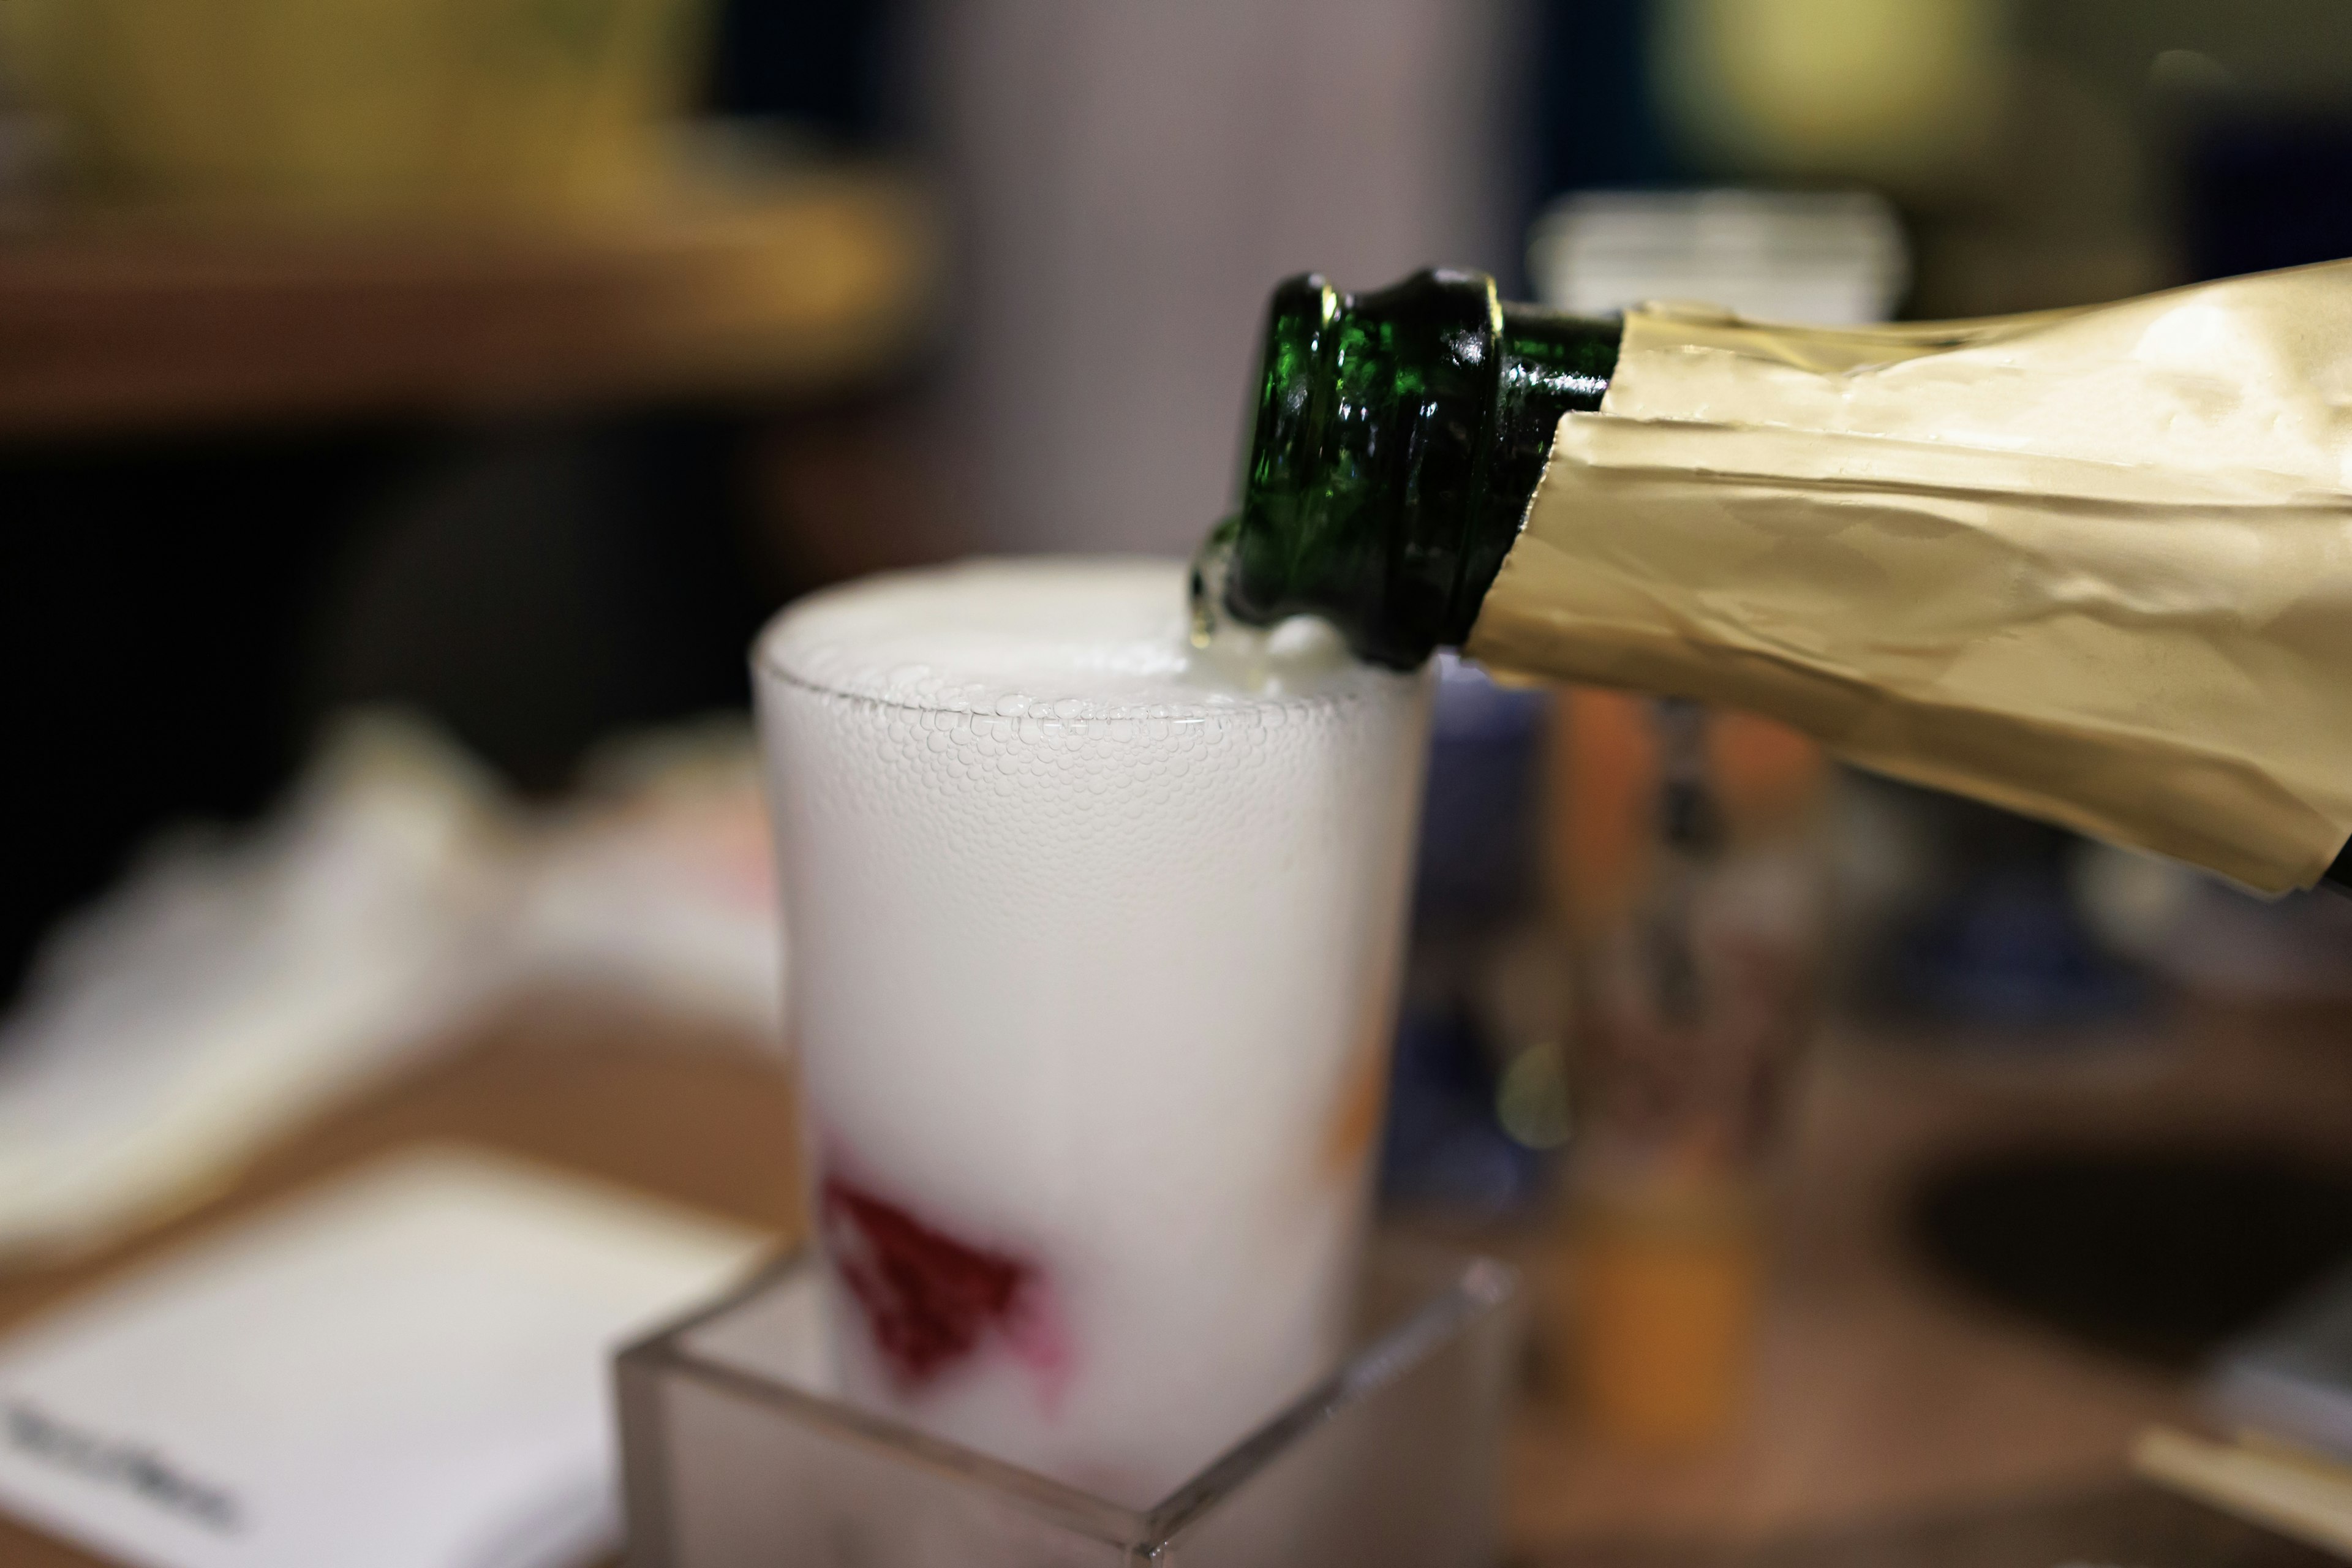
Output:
[4,2,2352,1565]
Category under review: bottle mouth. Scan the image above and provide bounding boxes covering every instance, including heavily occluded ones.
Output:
[1227,269,1506,670]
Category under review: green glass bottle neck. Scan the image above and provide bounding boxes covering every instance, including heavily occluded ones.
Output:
[1224,268,1619,668]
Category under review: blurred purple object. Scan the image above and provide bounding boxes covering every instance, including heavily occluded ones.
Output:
[1382,657,1562,1214]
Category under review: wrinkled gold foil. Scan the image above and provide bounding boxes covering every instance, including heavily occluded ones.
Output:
[1465,260,2352,892]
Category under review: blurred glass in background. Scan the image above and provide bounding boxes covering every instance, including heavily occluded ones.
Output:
[1518,183,1877,1448]
[1547,691,1829,1446]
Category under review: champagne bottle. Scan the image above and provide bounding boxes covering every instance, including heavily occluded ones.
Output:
[1206,265,2352,895]
[1219,270,1619,669]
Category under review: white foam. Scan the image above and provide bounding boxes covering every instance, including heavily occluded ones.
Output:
[753,557,1431,1506]
[756,556,1371,718]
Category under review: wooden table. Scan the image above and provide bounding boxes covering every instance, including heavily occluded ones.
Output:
[0,162,937,439]
[1504,1003,2352,1561]
[1,995,2345,1567]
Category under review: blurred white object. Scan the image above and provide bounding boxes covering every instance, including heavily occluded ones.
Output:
[918,0,1524,554]
[2069,842,2202,960]
[0,1146,767,1568]
[0,715,513,1265]
[2075,842,2352,1004]
[2209,1258,2352,1464]
[514,720,784,1041]
[1527,187,1908,325]
[0,709,788,1267]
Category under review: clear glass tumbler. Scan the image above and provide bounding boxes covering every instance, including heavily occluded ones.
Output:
[750,559,1432,1506]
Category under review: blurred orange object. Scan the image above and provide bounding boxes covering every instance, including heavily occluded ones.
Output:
[1547,687,1826,935]
[0,0,713,221]
[1544,688,1822,1447]
[1567,1185,1763,1449]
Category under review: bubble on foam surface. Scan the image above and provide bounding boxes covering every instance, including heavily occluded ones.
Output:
[758,556,1378,719]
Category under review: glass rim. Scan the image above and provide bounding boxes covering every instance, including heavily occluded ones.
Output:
[748,639,1413,726]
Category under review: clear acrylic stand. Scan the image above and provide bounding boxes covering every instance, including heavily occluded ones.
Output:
[617,1238,1522,1567]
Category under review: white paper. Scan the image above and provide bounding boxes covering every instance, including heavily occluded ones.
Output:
[0,1146,769,1568]
[0,715,514,1266]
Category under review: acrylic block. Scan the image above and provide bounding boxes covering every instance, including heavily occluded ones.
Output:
[616,1238,1522,1567]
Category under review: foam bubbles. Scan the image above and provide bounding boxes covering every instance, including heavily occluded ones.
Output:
[757,556,1387,723]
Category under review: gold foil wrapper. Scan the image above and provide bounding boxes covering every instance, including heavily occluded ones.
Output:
[1466,261,2352,892]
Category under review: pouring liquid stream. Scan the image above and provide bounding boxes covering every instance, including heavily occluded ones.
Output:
[1183,514,1348,697]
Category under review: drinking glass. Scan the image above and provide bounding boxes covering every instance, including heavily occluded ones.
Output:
[751,559,1433,1505]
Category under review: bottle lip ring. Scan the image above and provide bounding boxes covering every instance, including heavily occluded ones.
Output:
[1240,269,1506,667]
